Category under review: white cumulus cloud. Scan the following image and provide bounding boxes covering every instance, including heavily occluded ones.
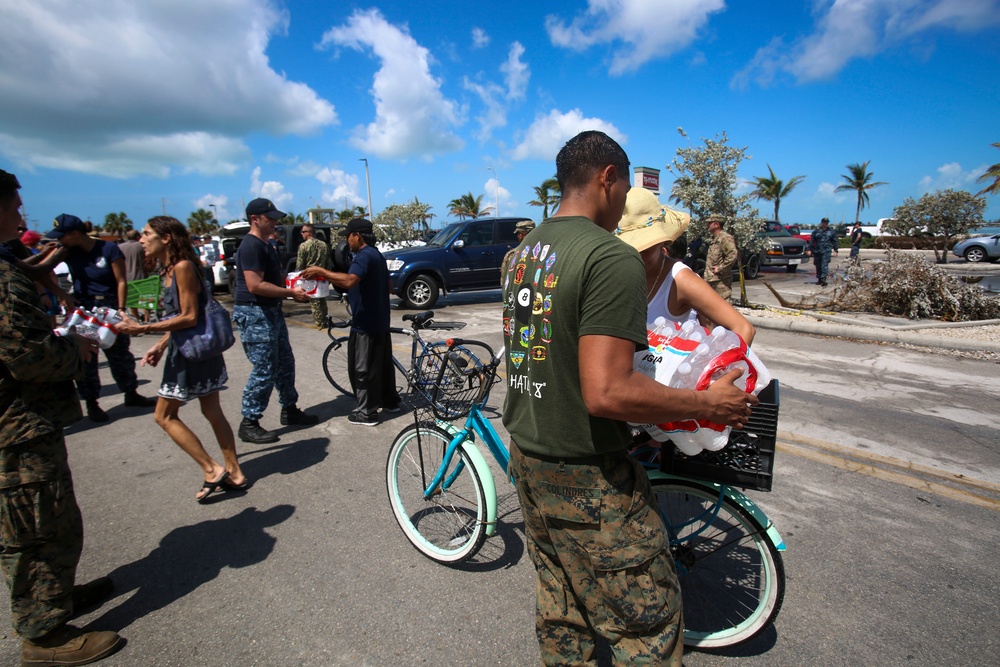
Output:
[472,27,490,48]
[918,162,987,193]
[545,0,725,75]
[250,166,293,211]
[0,0,336,178]
[482,177,514,216]
[465,42,531,142]
[734,0,1000,87]
[511,110,626,161]
[320,9,464,160]
[316,167,365,209]
[502,42,530,100]
[193,194,232,223]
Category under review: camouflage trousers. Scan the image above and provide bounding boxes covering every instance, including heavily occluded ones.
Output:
[706,275,732,302]
[509,442,683,666]
[0,432,83,639]
[814,250,832,281]
[310,298,328,329]
[232,304,299,420]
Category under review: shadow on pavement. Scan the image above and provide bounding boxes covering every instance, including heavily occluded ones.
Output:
[236,437,331,483]
[84,505,295,632]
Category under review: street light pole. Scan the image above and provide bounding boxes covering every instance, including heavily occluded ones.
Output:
[487,167,499,218]
[359,158,373,220]
[208,203,217,223]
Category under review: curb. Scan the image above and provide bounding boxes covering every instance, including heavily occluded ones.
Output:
[747,314,1000,353]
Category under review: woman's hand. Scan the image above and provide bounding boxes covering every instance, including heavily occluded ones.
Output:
[115,312,145,335]
[141,344,165,368]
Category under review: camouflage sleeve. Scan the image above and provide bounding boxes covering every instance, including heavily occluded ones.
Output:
[0,269,83,383]
[720,235,738,268]
[296,242,308,272]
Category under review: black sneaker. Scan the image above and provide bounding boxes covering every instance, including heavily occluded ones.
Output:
[280,405,320,426]
[123,391,156,408]
[348,411,379,427]
[238,418,279,444]
[85,400,109,423]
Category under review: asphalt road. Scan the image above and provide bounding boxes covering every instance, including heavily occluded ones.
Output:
[1,279,997,666]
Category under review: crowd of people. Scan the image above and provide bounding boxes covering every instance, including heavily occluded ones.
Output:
[2,131,775,666]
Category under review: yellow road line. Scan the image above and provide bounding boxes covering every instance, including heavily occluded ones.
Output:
[777,440,1000,513]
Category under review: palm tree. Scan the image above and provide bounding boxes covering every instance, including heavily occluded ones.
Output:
[975,142,1000,196]
[187,208,218,236]
[448,192,484,220]
[411,197,435,232]
[749,165,805,223]
[834,161,888,223]
[336,208,355,222]
[528,177,561,218]
[102,212,133,240]
[283,211,307,224]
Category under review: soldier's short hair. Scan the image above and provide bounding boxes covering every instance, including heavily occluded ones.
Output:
[0,169,21,205]
[555,131,630,195]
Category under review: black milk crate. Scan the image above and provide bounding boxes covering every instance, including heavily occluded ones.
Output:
[660,380,779,492]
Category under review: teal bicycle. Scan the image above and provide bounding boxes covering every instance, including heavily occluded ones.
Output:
[385,339,786,648]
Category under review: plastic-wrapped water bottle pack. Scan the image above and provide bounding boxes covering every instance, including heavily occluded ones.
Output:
[53,306,122,349]
[631,318,771,456]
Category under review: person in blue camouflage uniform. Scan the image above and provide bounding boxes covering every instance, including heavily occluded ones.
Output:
[0,169,123,665]
[46,213,157,422]
[501,133,756,666]
[810,217,840,286]
[232,198,319,444]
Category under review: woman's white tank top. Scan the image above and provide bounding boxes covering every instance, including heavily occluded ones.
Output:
[647,261,698,329]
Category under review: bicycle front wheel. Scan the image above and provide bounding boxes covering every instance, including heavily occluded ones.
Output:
[386,422,488,564]
[322,337,352,397]
[650,478,785,649]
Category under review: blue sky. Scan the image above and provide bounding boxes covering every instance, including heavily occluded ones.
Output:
[3,0,999,232]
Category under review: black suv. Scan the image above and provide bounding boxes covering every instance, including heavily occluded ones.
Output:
[382,217,533,308]
[221,222,344,294]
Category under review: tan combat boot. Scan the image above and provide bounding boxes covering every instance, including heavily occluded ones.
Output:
[22,624,123,667]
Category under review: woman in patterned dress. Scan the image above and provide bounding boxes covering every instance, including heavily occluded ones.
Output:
[117,216,248,502]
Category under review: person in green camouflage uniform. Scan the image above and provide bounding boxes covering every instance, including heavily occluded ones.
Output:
[501,133,756,666]
[704,214,738,301]
[296,225,331,328]
[500,220,535,286]
[0,169,123,665]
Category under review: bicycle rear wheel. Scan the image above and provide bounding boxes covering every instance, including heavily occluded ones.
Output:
[386,422,488,564]
[322,337,352,397]
[650,478,785,648]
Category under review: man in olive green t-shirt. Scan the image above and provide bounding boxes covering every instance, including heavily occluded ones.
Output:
[501,131,755,666]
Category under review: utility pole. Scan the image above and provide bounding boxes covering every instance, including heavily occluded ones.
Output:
[359,158,373,220]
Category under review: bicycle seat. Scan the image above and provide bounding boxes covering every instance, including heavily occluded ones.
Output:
[402,311,435,328]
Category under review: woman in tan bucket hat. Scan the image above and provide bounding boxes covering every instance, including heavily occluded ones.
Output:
[616,188,755,344]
